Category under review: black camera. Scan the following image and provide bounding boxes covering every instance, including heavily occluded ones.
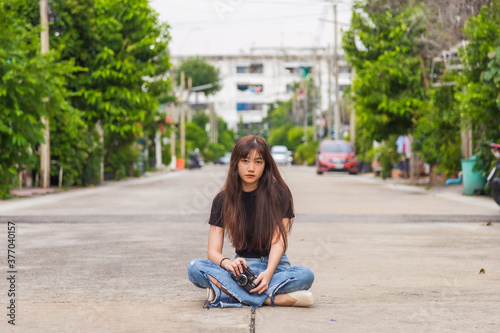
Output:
[231,266,259,293]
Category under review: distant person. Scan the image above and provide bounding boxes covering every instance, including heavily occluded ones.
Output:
[188,135,314,308]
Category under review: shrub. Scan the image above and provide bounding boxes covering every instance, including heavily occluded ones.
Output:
[105,141,139,180]
[296,140,319,166]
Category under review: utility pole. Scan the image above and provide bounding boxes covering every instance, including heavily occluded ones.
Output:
[333,2,340,140]
[170,104,177,170]
[312,51,317,141]
[209,101,218,143]
[302,80,308,144]
[180,71,186,161]
[350,67,356,147]
[326,44,333,138]
[187,77,193,123]
[40,0,50,188]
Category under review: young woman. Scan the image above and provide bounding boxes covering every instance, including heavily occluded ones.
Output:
[188,135,314,309]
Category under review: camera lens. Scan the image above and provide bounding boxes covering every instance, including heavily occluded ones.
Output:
[235,274,248,286]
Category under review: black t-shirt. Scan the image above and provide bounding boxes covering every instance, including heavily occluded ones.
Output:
[208,189,294,258]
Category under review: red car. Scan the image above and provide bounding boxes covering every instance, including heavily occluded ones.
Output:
[316,140,358,175]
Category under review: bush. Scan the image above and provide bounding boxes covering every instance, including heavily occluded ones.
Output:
[268,124,293,147]
[133,168,141,178]
[296,140,319,166]
[162,144,172,167]
[204,142,226,162]
[287,126,312,152]
[105,141,139,180]
[82,148,102,186]
[373,144,398,179]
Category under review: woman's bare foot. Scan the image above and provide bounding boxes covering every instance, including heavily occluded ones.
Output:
[264,291,314,307]
[264,293,297,306]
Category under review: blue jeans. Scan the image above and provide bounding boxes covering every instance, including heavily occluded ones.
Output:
[187,254,314,309]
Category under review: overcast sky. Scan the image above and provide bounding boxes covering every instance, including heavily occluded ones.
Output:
[149,0,354,56]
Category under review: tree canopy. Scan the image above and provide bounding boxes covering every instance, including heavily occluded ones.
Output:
[175,57,222,96]
[0,0,173,197]
[0,0,78,197]
[456,0,500,173]
[343,1,426,142]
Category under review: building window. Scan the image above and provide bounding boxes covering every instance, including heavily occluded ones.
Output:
[339,66,351,74]
[237,84,263,93]
[339,84,351,92]
[237,103,264,111]
[236,63,263,74]
[285,66,301,75]
[285,65,312,77]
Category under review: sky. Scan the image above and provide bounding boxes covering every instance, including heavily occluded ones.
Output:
[149,0,354,56]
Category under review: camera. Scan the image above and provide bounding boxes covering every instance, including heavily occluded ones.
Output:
[231,266,259,293]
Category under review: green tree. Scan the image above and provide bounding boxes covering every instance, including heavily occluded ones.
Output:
[236,119,268,140]
[184,112,235,162]
[0,0,77,198]
[36,0,104,186]
[457,0,500,175]
[186,122,209,153]
[343,2,426,154]
[82,0,171,179]
[413,83,462,176]
[176,57,222,96]
[217,116,236,152]
[267,124,293,148]
[264,100,294,130]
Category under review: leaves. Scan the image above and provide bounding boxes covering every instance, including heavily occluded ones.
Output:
[0,0,78,197]
[1,0,173,193]
[458,0,500,176]
[175,57,222,97]
[344,2,425,143]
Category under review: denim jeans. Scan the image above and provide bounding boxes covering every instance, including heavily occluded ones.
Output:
[187,254,314,309]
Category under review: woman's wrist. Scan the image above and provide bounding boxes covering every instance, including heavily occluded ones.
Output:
[219,257,230,268]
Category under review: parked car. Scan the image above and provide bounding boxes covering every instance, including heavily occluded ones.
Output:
[271,145,292,166]
[219,152,232,164]
[316,140,358,175]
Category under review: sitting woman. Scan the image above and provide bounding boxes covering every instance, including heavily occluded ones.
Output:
[188,135,314,308]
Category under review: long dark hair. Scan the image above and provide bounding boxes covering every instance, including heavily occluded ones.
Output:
[220,135,294,253]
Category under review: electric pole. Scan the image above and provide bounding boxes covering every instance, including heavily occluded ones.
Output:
[209,100,218,143]
[333,2,340,140]
[312,51,317,141]
[350,67,356,148]
[187,77,192,123]
[327,44,333,137]
[180,71,186,161]
[302,80,308,144]
[40,0,50,188]
[170,104,177,170]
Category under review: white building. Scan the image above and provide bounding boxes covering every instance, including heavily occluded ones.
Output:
[172,47,352,131]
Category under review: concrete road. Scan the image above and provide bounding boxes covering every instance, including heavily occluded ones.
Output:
[0,165,499,332]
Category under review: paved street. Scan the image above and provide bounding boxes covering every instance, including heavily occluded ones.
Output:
[1,165,499,332]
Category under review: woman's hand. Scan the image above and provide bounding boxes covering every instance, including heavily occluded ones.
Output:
[250,269,273,294]
[222,257,248,276]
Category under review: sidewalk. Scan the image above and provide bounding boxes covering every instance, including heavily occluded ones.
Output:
[6,169,175,199]
[10,187,55,197]
[353,172,499,212]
